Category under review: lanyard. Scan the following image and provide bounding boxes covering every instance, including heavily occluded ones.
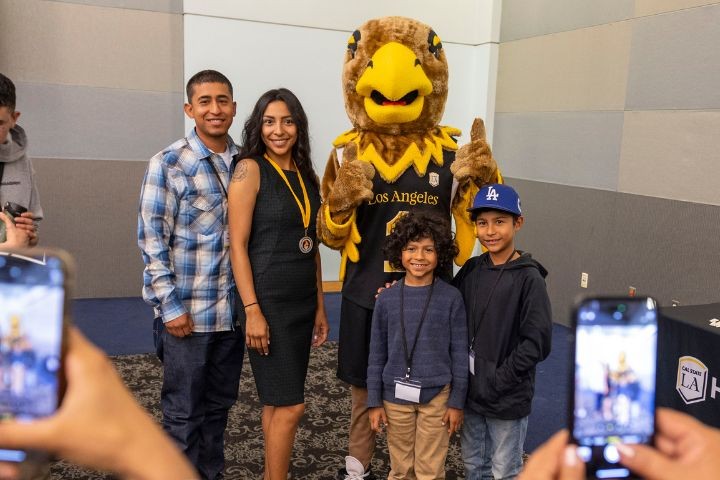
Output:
[263,154,311,232]
[399,278,435,379]
[469,250,516,350]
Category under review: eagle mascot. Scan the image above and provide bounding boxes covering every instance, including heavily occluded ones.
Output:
[317,16,501,478]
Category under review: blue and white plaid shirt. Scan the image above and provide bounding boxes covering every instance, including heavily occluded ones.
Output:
[138,128,237,332]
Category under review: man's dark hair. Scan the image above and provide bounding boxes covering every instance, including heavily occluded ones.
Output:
[0,73,17,111]
[383,211,458,273]
[186,70,233,102]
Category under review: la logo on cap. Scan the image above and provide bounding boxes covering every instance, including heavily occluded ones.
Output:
[486,187,499,201]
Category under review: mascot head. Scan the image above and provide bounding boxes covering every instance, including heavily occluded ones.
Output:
[343,16,448,136]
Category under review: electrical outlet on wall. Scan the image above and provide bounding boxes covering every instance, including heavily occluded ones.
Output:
[580,272,589,288]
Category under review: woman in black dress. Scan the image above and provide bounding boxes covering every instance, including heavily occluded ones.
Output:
[228,88,329,479]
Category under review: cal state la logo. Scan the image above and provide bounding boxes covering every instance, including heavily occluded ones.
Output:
[677,356,708,404]
[428,172,439,187]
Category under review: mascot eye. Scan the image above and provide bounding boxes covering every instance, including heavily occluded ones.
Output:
[347,30,361,59]
[428,30,443,59]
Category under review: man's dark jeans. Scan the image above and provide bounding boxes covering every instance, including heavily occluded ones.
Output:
[159,327,244,480]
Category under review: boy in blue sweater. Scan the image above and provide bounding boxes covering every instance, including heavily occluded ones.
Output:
[453,184,552,480]
[367,211,468,479]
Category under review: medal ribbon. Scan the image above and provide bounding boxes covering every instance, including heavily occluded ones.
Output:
[263,154,311,231]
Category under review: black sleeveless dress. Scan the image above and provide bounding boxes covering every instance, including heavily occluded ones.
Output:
[236,156,321,406]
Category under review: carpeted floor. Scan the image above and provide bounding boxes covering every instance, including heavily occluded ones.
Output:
[50,342,466,479]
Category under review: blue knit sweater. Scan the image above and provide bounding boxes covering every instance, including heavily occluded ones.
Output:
[367,278,468,409]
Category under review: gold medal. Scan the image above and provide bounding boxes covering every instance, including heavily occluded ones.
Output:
[264,154,313,254]
[299,236,313,253]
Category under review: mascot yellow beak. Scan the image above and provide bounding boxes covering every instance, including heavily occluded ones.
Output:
[355,42,433,125]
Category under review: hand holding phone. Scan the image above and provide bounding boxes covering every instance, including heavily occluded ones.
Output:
[570,296,658,479]
[0,250,196,479]
[519,408,720,480]
[0,251,68,468]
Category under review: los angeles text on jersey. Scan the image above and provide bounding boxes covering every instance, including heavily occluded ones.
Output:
[368,190,439,206]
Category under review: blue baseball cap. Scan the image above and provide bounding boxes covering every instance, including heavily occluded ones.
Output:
[468,183,522,216]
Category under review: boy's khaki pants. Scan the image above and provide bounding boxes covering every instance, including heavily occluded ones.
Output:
[384,386,450,480]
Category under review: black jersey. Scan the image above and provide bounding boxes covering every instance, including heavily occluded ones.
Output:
[342,149,455,309]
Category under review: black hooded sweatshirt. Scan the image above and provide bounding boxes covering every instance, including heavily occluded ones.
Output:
[452,251,552,420]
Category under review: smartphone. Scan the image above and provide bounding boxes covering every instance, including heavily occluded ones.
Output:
[569,296,658,479]
[0,249,72,466]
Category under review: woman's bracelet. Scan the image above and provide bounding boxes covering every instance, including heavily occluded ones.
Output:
[243,301,258,309]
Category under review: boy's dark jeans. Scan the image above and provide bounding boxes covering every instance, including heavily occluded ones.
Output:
[159,326,244,480]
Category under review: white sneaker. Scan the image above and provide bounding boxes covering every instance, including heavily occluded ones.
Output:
[344,456,369,479]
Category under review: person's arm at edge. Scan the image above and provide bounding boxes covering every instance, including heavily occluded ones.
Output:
[0,328,197,480]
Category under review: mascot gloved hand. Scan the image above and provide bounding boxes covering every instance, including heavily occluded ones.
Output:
[452,118,497,186]
[324,143,375,228]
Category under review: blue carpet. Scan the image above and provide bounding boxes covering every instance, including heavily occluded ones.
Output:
[72,294,568,452]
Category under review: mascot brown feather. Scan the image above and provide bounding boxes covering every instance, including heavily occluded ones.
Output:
[319,16,501,292]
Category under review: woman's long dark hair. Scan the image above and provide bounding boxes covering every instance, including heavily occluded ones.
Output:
[239,88,319,191]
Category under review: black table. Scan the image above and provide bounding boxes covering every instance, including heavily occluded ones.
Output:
[657,303,720,427]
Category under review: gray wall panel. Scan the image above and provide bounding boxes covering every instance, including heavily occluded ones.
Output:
[625,4,720,110]
[15,82,184,161]
[48,0,182,13]
[619,110,720,205]
[509,178,720,326]
[493,112,624,190]
[499,0,634,42]
[33,158,148,298]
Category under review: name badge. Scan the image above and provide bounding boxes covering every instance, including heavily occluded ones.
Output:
[394,378,422,403]
[469,350,476,376]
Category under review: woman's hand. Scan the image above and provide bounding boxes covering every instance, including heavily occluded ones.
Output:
[312,310,329,347]
[368,407,388,434]
[245,305,270,355]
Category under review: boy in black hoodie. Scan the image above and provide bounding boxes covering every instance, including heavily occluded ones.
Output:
[453,183,552,480]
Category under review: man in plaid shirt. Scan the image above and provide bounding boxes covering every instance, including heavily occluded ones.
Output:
[138,70,243,480]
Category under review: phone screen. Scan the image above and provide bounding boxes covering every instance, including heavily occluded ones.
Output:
[0,252,66,463]
[571,297,657,479]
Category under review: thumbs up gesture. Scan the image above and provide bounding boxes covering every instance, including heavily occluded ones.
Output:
[451,118,498,186]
